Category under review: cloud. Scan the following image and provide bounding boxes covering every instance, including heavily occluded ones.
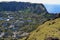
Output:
[0,0,60,4]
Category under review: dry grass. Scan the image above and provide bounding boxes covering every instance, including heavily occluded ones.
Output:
[27,18,60,40]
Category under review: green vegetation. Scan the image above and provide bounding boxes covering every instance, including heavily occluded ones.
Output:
[0,9,58,40]
[0,2,59,40]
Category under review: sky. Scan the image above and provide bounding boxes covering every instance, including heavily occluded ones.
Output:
[0,0,60,13]
[44,4,60,13]
[0,0,60,4]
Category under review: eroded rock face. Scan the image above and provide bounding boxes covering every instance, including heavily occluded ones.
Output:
[45,37,59,40]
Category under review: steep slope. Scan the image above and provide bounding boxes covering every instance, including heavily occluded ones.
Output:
[0,2,57,33]
[26,18,60,40]
[0,2,59,40]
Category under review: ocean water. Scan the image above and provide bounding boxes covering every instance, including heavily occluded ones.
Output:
[44,4,60,13]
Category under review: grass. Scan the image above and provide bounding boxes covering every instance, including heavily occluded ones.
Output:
[27,18,60,40]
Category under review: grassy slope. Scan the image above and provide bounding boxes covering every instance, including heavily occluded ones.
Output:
[26,18,60,40]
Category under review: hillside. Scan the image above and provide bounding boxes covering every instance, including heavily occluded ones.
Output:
[0,2,59,40]
[0,2,46,12]
[25,18,60,40]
